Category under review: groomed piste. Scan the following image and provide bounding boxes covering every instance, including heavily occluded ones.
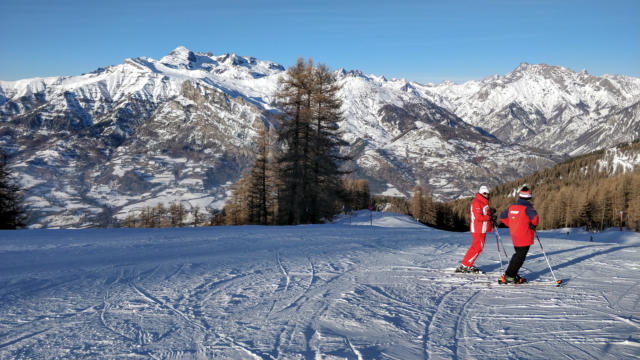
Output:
[1,211,638,359]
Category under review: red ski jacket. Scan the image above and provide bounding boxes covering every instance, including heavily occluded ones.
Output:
[499,198,539,246]
[470,193,492,234]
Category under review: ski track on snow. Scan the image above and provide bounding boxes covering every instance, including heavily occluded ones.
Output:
[0,214,639,359]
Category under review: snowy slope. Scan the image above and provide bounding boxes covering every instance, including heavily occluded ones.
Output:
[1,211,638,359]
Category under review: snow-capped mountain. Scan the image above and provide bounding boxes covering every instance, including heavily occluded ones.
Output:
[413,63,640,155]
[1,47,638,228]
[1,47,284,227]
[333,70,560,199]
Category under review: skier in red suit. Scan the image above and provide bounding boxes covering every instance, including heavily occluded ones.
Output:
[457,185,496,273]
[499,185,539,283]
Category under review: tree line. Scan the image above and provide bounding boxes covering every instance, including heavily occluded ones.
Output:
[438,141,640,232]
[121,201,210,228]
[374,186,467,232]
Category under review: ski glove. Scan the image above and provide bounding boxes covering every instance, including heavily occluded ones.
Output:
[490,207,497,215]
[490,214,497,223]
[529,223,537,230]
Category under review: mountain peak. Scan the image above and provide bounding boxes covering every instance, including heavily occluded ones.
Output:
[169,45,192,55]
[512,62,558,74]
[336,69,385,82]
[217,53,250,66]
[345,69,365,78]
[160,46,198,67]
[513,62,577,77]
[440,80,458,86]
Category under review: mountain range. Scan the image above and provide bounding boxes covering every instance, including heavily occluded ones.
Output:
[1,46,639,228]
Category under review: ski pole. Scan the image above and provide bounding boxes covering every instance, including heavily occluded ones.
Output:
[494,231,504,273]
[492,221,504,273]
[536,233,562,285]
[493,220,509,259]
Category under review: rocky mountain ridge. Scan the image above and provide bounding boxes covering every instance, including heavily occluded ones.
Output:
[1,47,639,228]
[413,62,640,154]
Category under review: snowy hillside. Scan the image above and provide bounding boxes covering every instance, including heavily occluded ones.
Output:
[0,47,285,228]
[414,63,640,155]
[1,211,638,359]
[334,71,558,200]
[1,47,639,227]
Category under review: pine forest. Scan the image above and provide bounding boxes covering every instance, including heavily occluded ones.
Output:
[439,141,640,232]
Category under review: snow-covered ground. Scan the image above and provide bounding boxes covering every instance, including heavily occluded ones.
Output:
[0,211,638,359]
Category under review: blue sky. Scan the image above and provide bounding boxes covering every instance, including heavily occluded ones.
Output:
[1,0,638,83]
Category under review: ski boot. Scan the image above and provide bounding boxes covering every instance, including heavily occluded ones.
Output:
[467,265,482,273]
[456,265,482,273]
[499,274,527,284]
[514,275,527,283]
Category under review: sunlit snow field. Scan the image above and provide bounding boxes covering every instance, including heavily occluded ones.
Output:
[0,211,638,359]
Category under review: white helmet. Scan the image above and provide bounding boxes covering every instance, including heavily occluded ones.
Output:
[478,185,490,196]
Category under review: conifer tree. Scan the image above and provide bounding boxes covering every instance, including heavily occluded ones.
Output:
[309,64,349,221]
[579,199,595,231]
[0,151,27,229]
[627,172,640,230]
[140,206,154,228]
[409,185,437,226]
[276,58,313,224]
[223,175,250,225]
[410,185,425,222]
[123,212,137,228]
[247,123,274,224]
[191,205,202,227]
[156,202,169,227]
[209,208,224,226]
[169,201,186,227]
[341,178,370,211]
[275,58,347,224]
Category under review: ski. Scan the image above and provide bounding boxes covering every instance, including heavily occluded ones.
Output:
[416,275,565,288]
[454,270,487,275]
[452,266,488,275]
[496,279,564,287]
[391,265,491,275]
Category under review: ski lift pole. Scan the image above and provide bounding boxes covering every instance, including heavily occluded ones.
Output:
[536,233,562,286]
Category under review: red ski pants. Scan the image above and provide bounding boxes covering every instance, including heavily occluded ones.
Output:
[462,233,486,267]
